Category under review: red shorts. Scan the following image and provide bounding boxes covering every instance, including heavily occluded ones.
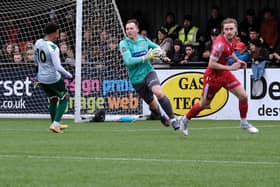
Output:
[202,70,240,101]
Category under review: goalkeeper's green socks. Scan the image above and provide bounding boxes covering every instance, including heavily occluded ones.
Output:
[54,99,68,122]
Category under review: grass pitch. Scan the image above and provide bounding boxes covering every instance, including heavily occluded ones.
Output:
[0,119,279,187]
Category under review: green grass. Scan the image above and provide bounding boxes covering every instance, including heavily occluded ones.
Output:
[0,119,279,187]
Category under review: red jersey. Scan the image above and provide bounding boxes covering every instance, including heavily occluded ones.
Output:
[206,35,234,76]
[202,35,240,100]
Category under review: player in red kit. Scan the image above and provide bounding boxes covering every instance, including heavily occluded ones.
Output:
[179,18,259,136]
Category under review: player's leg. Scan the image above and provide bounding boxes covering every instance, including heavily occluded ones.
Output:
[149,98,170,127]
[41,84,57,122]
[179,75,220,136]
[226,71,258,133]
[179,94,212,136]
[133,71,179,129]
[54,94,68,123]
[148,72,180,130]
[229,85,258,133]
[49,97,58,122]
[53,79,69,130]
[133,80,170,127]
[41,84,61,133]
[152,84,179,129]
[46,79,69,133]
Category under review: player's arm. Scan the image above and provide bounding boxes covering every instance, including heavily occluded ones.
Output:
[146,37,160,49]
[119,40,161,65]
[230,52,247,69]
[146,38,171,62]
[119,40,144,66]
[50,47,72,78]
[209,42,241,71]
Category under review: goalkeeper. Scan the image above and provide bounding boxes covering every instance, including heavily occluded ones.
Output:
[34,22,73,133]
[119,19,179,130]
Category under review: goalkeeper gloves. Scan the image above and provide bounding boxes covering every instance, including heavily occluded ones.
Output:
[143,48,161,62]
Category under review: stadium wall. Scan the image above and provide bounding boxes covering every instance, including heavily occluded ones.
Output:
[116,0,280,38]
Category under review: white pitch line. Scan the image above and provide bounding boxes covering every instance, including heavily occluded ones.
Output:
[0,125,279,133]
[0,154,279,166]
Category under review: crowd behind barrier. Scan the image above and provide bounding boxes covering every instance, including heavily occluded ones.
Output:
[0,5,280,70]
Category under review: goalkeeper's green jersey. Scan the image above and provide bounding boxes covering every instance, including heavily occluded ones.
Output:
[119,35,160,84]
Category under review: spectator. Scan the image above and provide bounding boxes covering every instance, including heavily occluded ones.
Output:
[25,42,34,51]
[13,43,20,54]
[107,37,119,50]
[178,14,203,48]
[59,42,74,64]
[168,39,184,66]
[154,28,173,56]
[205,5,224,41]
[248,39,269,81]
[104,37,120,70]
[19,41,34,55]
[58,31,68,43]
[260,8,279,50]
[24,49,34,63]
[202,27,220,61]
[140,29,149,38]
[239,8,259,44]
[99,31,111,54]
[82,28,94,62]
[181,43,200,64]
[13,53,23,63]
[160,12,181,40]
[269,42,280,64]
[248,27,266,46]
[0,43,14,63]
[228,42,250,65]
[58,30,74,52]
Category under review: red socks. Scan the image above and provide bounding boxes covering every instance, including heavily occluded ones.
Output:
[186,103,202,120]
[239,99,248,118]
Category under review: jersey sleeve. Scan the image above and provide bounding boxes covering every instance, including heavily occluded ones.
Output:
[119,40,144,66]
[49,45,72,78]
[33,49,38,65]
[146,37,160,49]
[210,41,224,62]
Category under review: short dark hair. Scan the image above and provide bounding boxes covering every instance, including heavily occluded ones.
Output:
[221,18,238,31]
[185,43,195,49]
[249,39,261,47]
[158,28,168,35]
[44,22,59,35]
[126,19,139,28]
[184,14,192,22]
[173,39,182,46]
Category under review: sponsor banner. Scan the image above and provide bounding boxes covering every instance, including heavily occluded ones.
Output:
[1,64,278,120]
[247,69,280,120]
[144,68,279,120]
[0,64,141,115]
